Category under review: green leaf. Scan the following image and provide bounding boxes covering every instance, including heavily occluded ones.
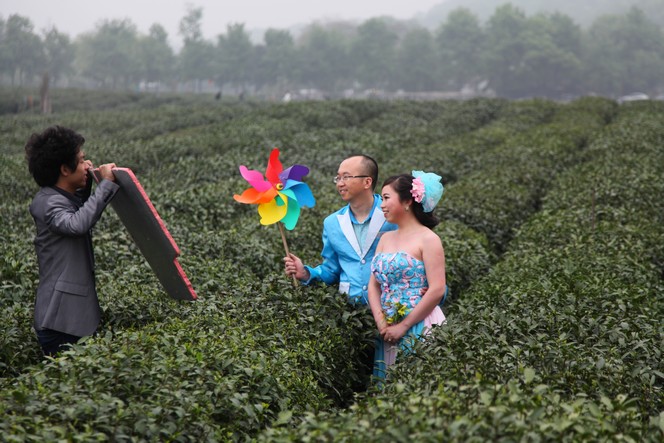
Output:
[523,367,535,384]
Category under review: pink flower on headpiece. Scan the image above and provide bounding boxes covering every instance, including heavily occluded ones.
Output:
[411,177,425,203]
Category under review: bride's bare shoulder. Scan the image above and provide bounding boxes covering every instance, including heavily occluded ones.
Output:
[420,227,442,245]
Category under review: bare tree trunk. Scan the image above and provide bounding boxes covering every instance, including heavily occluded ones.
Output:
[40,72,51,114]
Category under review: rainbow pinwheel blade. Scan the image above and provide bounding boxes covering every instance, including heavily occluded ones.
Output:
[280,189,301,230]
[284,181,316,208]
[234,187,277,204]
[265,148,283,184]
[258,194,288,226]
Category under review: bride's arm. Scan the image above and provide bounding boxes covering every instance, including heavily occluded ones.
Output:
[368,237,388,334]
[368,273,387,334]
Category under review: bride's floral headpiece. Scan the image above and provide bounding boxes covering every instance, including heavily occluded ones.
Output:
[411,170,444,212]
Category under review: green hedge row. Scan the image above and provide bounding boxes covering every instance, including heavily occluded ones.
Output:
[442,97,617,253]
[258,103,664,441]
[0,97,507,380]
[0,87,217,116]
[0,97,506,440]
[0,280,376,441]
[1,96,661,441]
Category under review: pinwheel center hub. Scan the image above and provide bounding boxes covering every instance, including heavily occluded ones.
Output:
[276,183,284,190]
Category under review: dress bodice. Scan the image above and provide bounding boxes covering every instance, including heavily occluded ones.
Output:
[371,251,446,379]
[371,251,428,315]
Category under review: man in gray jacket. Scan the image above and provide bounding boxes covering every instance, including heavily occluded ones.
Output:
[25,126,119,356]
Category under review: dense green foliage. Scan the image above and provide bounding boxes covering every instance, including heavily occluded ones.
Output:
[423,0,664,29]
[0,93,662,441]
[3,2,664,98]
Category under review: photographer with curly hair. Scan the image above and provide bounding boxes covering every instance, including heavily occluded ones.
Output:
[25,125,118,357]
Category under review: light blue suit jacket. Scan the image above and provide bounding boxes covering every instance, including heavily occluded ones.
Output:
[303,195,397,305]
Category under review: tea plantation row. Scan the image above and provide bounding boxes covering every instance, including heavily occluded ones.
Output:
[0,95,661,441]
[259,102,664,441]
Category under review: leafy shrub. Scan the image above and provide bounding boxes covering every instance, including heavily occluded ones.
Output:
[1,93,662,441]
[257,97,664,442]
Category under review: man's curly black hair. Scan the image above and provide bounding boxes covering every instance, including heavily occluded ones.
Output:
[25,126,85,187]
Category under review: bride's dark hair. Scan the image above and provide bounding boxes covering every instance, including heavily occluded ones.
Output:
[382,174,439,229]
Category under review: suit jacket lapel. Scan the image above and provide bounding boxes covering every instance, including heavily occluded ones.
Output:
[362,207,385,259]
[337,205,386,260]
[337,211,362,257]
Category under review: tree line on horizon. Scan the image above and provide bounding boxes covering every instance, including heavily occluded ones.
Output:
[1,4,664,100]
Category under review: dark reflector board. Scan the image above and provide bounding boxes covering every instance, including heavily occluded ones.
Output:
[94,168,197,301]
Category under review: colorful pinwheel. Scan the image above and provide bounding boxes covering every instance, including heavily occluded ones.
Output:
[233,148,316,230]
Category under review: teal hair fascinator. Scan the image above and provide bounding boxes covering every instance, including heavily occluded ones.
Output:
[411,170,444,213]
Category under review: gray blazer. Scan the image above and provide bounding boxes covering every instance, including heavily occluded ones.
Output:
[30,179,119,337]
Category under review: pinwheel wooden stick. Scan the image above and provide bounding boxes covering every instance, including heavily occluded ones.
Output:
[277,222,298,286]
[233,148,316,286]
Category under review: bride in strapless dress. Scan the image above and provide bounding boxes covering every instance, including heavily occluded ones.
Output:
[368,171,446,379]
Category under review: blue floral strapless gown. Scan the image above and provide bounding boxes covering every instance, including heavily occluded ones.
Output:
[371,251,446,379]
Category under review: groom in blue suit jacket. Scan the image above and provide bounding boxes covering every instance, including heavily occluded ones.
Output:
[25,126,119,356]
[284,155,397,305]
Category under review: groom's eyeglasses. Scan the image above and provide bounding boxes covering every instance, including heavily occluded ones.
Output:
[333,175,369,184]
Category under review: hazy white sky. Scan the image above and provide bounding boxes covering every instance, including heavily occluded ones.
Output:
[1,0,445,45]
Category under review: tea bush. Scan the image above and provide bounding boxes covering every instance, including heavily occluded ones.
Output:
[0,279,376,441]
[442,98,615,253]
[258,101,664,442]
[1,93,661,440]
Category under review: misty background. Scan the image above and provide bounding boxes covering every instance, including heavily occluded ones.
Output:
[2,0,664,104]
